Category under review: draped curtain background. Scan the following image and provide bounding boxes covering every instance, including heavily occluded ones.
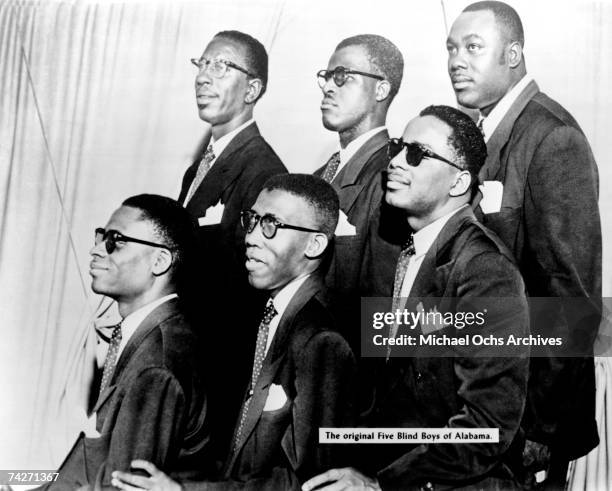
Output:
[1,0,610,476]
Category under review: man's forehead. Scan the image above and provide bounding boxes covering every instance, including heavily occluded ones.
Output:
[106,206,150,233]
[254,189,308,220]
[203,36,245,61]
[403,115,452,147]
[449,9,498,39]
[328,44,371,70]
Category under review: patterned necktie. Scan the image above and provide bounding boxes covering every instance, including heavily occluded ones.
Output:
[321,151,340,183]
[234,300,278,450]
[185,144,215,204]
[99,323,122,396]
[388,237,415,359]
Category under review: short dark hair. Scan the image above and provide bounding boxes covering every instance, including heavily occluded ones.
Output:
[214,30,269,100]
[122,194,198,290]
[464,1,524,47]
[262,174,339,239]
[336,34,404,102]
[419,105,487,198]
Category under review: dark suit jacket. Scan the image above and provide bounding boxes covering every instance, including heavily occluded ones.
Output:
[183,275,356,490]
[365,207,529,490]
[179,122,288,455]
[49,298,209,490]
[475,80,602,458]
[315,130,404,349]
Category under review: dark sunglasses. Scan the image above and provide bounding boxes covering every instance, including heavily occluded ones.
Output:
[317,66,384,88]
[94,228,172,254]
[240,210,322,239]
[387,138,464,171]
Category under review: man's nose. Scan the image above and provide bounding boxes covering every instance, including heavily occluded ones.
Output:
[449,49,467,71]
[90,240,107,257]
[195,65,213,87]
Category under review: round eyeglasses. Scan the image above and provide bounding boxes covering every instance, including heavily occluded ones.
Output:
[95,228,172,254]
[387,138,464,171]
[317,66,384,88]
[191,57,255,78]
[240,210,322,239]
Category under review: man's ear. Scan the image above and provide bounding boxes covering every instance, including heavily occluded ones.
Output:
[305,233,329,259]
[449,170,472,197]
[245,78,263,104]
[152,249,173,276]
[375,79,391,102]
[507,41,523,68]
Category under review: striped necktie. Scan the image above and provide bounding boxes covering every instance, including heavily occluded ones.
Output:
[387,237,415,359]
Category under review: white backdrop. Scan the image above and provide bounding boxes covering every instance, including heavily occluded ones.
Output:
[1,0,611,471]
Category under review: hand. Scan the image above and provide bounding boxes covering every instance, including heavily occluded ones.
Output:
[302,468,381,491]
[111,460,181,491]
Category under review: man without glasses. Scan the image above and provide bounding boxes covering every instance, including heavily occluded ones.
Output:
[113,174,356,490]
[43,194,209,489]
[447,2,602,486]
[303,106,529,491]
[181,30,288,456]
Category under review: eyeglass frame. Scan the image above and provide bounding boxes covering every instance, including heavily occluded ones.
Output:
[191,56,255,78]
[240,210,323,239]
[316,66,385,88]
[387,138,464,171]
[94,228,173,255]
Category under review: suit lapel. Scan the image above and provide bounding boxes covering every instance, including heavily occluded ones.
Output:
[333,129,389,214]
[230,276,323,461]
[408,207,475,299]
[185,123,261,214]
[481,80,539,181]
[109,298,181,386]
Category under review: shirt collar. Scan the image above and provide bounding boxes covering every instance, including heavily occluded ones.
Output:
[270,274,311,320]
[338,126,386,169]
[479,74,533,142]
[118,293,178,355]
[210,118,255,158]
[412,205,468,258]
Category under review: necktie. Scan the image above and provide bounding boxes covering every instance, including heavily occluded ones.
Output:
[477,117,485,137]
[234,300,278,450]
[388,237,415,359]
[321,151,340,183]
[99,323,122,396]
[185,145,215,204]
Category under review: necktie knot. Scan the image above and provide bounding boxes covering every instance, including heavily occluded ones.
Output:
[184,144,215,204]
[262,301,278,325]
[402,234,415,257]
[322,151,341,183]
[477,117,485,137]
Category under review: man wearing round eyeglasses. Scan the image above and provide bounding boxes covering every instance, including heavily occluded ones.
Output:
[180,30,287,457]
[303,106,529,491]
[45,194,209,489]
[111,175,356,491]
[315,34,406,352]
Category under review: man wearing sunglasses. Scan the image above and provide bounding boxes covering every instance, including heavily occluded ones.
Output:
[46,194,209,489]
[315,34,405,351]
[303,106,529,491]
[447,2,601,487]
[112,175,356,490]
[180,30,287,456]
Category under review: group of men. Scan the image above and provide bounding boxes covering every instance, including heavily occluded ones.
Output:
[45,1,601,490]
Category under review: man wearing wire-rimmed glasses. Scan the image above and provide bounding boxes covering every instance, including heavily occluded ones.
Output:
[180,30,287,459]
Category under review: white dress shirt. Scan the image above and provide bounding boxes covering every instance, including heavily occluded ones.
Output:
[479,74,533,142]
[265,274,311,355]
[330,126,386,181]
[398,205,469,298]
